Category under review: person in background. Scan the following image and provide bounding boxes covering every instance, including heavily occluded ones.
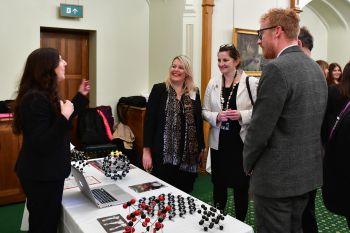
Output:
[202,44,258,222]
[327,62,342,86]
[142,55,205,193]
[13,48,90,233]
[322,62,350,229]
[297,26,313,57]
[298,25,319,233]
[316,60,329,78]
[243,8,327,233]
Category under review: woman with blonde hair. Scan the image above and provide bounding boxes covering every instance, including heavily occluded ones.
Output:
[142,55,205,193]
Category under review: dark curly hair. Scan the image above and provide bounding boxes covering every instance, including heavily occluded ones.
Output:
[218,44,241,68]
[13,48,60,134]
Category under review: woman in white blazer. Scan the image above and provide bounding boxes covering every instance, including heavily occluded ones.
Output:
[202,44,258,222]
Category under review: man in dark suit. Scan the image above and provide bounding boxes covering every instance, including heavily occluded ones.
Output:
[298,26,313,57]
[298,26,319,233]
[243,8,328,233]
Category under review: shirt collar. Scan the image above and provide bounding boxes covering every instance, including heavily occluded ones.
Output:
[277,44,298,57]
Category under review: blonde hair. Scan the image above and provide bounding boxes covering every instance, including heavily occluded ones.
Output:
[165,55,196,94]
[260,8,300,40]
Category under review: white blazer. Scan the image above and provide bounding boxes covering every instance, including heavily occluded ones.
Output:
[202,71,259,150]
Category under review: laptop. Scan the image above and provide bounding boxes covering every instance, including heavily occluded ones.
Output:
[71,166,134,208]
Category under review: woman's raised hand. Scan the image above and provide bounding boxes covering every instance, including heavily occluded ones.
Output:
[78,79,90,96]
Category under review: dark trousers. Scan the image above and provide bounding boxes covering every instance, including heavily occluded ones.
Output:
[302,189,318,233]
[213,183,249,222]
[20,178,65,233]
[253,193,309,233]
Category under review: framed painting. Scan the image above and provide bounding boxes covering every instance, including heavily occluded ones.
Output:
[233,28,268,77]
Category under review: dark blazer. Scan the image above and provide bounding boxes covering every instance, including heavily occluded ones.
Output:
[16,91,89,181]
[322,86,350,216]
[143,83,205,165]
[243,46,328,197]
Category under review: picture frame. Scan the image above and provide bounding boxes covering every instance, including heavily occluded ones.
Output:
[233,28,267,77]
[290,0,302,13]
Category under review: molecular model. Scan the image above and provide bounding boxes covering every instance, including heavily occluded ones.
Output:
[70,148,88,171]
[122,193,194,233]
[121,193,226,233]
[102,150,131,180]
[197,204,226,231]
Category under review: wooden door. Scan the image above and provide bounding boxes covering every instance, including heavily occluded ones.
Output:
[40,30,89,101]
[0,120,25,204]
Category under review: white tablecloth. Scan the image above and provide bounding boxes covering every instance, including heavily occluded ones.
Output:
[59,161,254,233]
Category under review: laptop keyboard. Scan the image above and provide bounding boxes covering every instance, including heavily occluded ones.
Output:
[91,188,117,204]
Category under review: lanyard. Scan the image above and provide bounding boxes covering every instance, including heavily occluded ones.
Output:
[329,100,350,141]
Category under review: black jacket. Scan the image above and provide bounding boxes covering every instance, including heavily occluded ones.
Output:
[322,85,350,216]
[15,91,88,181]
[143,83,205,164]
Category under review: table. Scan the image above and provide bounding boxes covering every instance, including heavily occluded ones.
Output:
[59,161,254,233]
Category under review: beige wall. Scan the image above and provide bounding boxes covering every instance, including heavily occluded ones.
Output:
[300,7,328,61]
[2,0,348,107]
[0,0,150,110]
[149,0,185,90]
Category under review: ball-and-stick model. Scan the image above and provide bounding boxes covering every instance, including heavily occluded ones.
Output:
[122,195,173,233]
[102,150,131,180]
[197,204,226,231]
[70,148,88,171]
[121,193,226,233]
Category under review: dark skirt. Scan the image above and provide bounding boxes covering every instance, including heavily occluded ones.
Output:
[322,151,350,217]
[151,153,197,193]
[210,129,249,189]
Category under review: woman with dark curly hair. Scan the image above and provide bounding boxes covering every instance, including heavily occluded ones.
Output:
[202,44,258,221]
[13,48,90,233]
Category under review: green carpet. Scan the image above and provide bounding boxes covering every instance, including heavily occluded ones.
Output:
[191,174,349,233]
[1,175,348,233]
[0,202,25,233]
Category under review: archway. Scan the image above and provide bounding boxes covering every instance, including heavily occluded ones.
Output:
[300,0,350,66]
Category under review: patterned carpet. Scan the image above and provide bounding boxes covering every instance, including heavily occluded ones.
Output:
[191,175,349,233]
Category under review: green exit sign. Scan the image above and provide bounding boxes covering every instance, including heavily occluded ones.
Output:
[60,4,83,18]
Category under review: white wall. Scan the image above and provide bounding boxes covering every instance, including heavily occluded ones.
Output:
[300,6,328,61]
[183,0,202,90]
[327,26,350,67]
[233,0,288,30]
[149,0,184,90]
[211,0,234,79]
[0,0,149,111]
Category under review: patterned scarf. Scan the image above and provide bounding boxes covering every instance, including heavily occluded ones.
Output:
[163,86,199,173]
